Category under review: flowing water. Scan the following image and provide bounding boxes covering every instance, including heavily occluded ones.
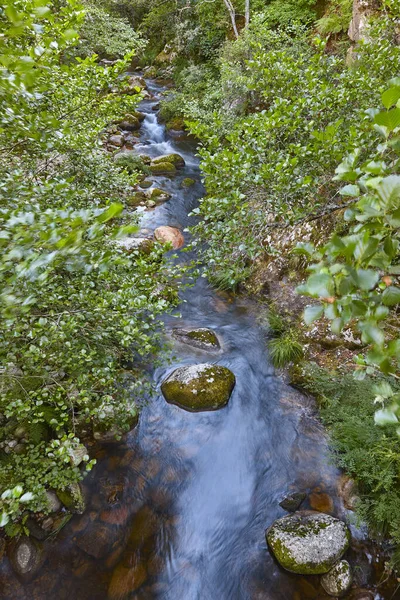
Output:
[0,79,397,600]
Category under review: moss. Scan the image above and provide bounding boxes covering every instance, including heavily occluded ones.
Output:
[182,177,196,188]
[161,364,235,411]
[149,161,176,175]
[56,483,85,514]
[152,153,185,167]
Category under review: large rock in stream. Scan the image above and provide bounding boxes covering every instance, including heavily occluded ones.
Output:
[172,327,221,351]
[161,363,235,411]
[9,536,45,581]
[321,560,353,597]
[266,510,350,575]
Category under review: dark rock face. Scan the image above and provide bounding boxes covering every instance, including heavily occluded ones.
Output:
[279,492,306,512]
[266,510,350,575]
[172,328,221,351]
[9,536,45,581]
[161,363,235,412]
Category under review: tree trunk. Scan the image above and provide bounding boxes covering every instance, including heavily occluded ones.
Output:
[245,0,250,27]
[223,0,239,39]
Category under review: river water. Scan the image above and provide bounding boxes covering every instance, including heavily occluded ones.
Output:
[0,79,396,600]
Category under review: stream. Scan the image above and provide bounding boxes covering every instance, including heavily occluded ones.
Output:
[0,78,397,600]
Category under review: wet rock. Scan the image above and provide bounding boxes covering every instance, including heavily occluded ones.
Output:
[182,177,195,188]
[108,563,147,600]
[338,475,360,511]
[138,180,153,189]
[57,482,85,514]
[76,522,119,559]
[134,111,146,123]
[126,191,147,207]
[9,536,45,581]
[279,492,306,512]
[118,114,140,131]
[152,153,185,168]
[161,363,236,412]
[109,134,124,147]
[266,510,350,575]
[149,161,176,175]
[309,492,334,514]
[347,590,374,600]
[154,226,184,249]
[0,537,5,561]
[67,442,88,467]
[321,560,352,597]
[124,75,147,94]
[27,512,72,540]
[172,327,221,351]
[100,504,130,526]
[147,188,171,203]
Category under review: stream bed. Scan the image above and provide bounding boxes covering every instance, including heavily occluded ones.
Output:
[0,79,397,600]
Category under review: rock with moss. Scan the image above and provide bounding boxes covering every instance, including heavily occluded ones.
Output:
[148,188,171,203]
[172,328,221,351]
[152,153,185,168]
[321,560,352,597]
[161,363,235,411]
[266,511,350,575]
[126,191,147,207]
[9,536,45,581]
[166,117,185,131]
[182,177,195,188]
[118,114,140,131]
[149,161,176,175]
[56,482,85,514]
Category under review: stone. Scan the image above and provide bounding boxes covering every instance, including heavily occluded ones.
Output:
[134,111,146,123]
[148,188,171,203]
[116,237,154,255]
[172,327,221,351]
[149,161,176,175]
[161,363,236,412]
[138,180,153,189]
[154,226,184,249]
[266,510,350,575]
[152,153,185,168]
[76,522,119,559]
[309,492,334,514]
[109,134,124,147]
[67,442,88,467]
[9,536,45,581]
[108,563,147,600]
[118,114,140,131]
[56,482,85,514]
[338,475,359,511]
[321,560,352,597]
[126,191,147,207]
[348,0,373,43]
[279,492,306,512]
[182,177,195,188]
[45,490,62,513]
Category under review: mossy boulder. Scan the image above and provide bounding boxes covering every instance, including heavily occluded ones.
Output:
[321,560,352,597]
[148,188,171,203]
[152,153,185,168]
[126,191,147,207]
[172,328,220,351]
[266,511,350,575]
[182,177,195,188]
[161,363,235,412]
[118,114,140,131]
[9,536,45,581]
[166,117,185,131]
[56,482,85,514]
[149,161,176,175]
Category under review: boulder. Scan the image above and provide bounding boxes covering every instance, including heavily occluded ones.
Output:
[126,191,147,207]
[138,180,153,189]
[134,111,146,123]
[152,153,185,168]
[108,563,147,600]
[9,536,45,581]
[45,490,62,513]
[154,226,184,249]
[321,560,352,597]
[266,511,350,575]
[148,188,171,203]
[182,177,195,188]
[118,114,140,132]
[149,161,176,175]
[76,522,119,559]
[109,134,124,147]
[56,482,85,514]
[115,237,154,255]
[279,492,306,512]
[172,328,220,351]
[161,363,235,412]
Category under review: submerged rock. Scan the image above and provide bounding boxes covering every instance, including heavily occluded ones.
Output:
[152,153,185,168]
[9,536,44,581]
[154,226,184,249]
[108,563,147,600]
[172,328,221,351]
[321,560,352,597]
[161,363,235,411]
[148,188,171,203]
[182,177,195,188]
[149,161,176,175]
[266,510,350,575]
[56,482,85,514]
[279,492,306,512]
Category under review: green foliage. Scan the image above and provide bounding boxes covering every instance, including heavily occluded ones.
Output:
[261,0,317,27]
[316,0,353,35]
[269,334,304,368]
[302,365,400,553]
[0,0,181,524]
[299,83,400,421]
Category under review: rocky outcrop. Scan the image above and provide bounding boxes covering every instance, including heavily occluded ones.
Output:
[118,114,140,132]
[321,560,353,597]
[348,0,374,43]
[266,511,350,575]
[279,492,306,512]
[152,153,185,168]
[172,328,221,351]
[161,363,235,411]
[154,226,184,249]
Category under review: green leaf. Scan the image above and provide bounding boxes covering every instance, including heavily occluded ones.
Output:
[382,87,400,110]
[340,184,359,197]
[304,305,324,325]
[305,273,334,297]
[382,286,400,306]
[354,269,379,291]
[374,407,399,426]
[372,175,400,208]
[362,323,385,346]
[374,108,400,132]
[96,203,123,224]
